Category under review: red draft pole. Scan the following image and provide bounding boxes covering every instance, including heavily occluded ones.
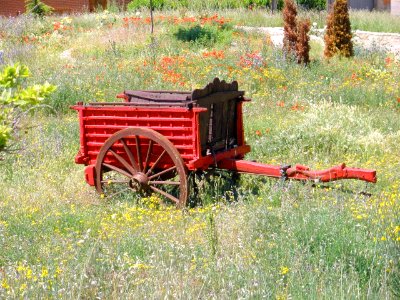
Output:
[218,159,377,183]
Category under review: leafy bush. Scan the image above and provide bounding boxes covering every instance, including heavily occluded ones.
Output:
[298,0,326,10]
[165,0,189,9]
[0,63,56,152]
[127,0,165,10]
[243,0,268,7]
[174,25,213,44]
[25,0,53,17]
[173,23,233,46]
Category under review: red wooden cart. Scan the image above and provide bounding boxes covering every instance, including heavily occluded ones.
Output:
[72,78,376,207]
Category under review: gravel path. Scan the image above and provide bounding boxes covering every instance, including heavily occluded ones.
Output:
[238,26,400,57]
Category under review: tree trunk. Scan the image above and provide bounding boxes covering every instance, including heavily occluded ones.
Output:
[271,0,278,12]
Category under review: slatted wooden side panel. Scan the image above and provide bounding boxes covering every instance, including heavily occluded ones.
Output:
[80,107,198,166]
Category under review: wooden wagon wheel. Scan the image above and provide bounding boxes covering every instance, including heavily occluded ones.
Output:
[95,127,188,208]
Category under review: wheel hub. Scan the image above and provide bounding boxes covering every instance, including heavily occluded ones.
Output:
[131,172,149,187]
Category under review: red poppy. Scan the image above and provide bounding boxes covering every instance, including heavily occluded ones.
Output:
[291,103,304,111]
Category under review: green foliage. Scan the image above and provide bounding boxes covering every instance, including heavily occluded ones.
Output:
[25,0,53,17]
[173,23,233,46]
[298,0,326,10]
[174,25,215,44]
[164,0,189,9]
[127,0,166,10]
[126,0,282,10]
[0,63,56,151]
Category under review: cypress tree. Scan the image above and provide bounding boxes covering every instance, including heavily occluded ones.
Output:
[324,0,353,58]
[283,0,298,57]
[296,19,311,64]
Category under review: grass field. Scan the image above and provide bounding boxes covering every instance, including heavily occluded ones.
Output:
[0,8,399,299]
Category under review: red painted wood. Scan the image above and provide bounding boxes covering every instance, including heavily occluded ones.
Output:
[218,159,377,183]
[72,79,376,188]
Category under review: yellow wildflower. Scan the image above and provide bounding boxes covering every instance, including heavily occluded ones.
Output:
[1,278,10,290]
[280,266,289,275]
[41,267,49,278]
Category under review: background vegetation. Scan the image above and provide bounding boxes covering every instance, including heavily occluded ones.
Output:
[126,0,316,10]
[0,5,399,299]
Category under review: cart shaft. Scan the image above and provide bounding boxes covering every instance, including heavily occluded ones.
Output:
[218,159,377,183]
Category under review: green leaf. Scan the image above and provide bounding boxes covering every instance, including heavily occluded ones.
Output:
[0,124,12,150]
[0,63,30,88]
[0,63,56,152]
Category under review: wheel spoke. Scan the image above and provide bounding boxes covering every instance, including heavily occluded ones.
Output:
[120,138,139,172]
[149,185,179,204]
[96,128,187,207]
[103,163,132,178]
[149,180,181,185]
[143,139,153,174]
[101,180,130,184]
[148,166,177,180]
[135,135,142,172]
[146,150,166,176]
[109,148,136,175]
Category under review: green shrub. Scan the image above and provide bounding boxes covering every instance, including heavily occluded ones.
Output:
[164,0,189,9]
[174,25,214,43]
[243,0,268,7]
[0,63,56,152]
[25,0,53,17]
[127,0,165,10]
[173,23,233,46]
[298,0,326,10]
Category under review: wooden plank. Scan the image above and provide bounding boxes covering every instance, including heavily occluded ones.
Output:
[87,101,195,107]
[191,77,241,99]
[124,90,190,102]
[195,91,244,107]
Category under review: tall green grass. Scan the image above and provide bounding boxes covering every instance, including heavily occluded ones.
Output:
[0,9,399,299]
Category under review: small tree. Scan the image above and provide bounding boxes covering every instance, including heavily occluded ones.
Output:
[296,19,311,65]
[283,0,298,57]
[25,0,53,17]
[324,0,353,58]
[0,63,56,154]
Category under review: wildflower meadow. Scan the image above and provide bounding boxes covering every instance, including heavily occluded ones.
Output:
[0,5,399,299]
